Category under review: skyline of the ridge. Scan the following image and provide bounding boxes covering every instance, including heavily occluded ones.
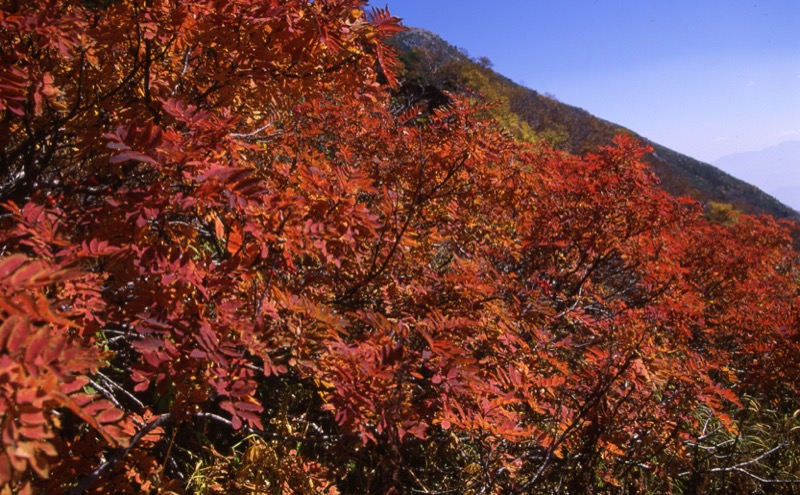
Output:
[377,0,800,210]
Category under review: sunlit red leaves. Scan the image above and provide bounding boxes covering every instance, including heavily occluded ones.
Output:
[5,0,414,492]
[0,2,81,118]
[365,6,404,88]
[219,400,263,431]
[0,0,798,492]
[0,66,28,116]
[0,254,125,490]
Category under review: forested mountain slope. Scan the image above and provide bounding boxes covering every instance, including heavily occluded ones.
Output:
[389,28,800,222]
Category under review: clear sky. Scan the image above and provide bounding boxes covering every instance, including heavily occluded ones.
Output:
[378,1,800,165]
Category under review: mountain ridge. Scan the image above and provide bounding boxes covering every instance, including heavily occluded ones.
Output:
[713,141,800,212]
[389,28,800,222]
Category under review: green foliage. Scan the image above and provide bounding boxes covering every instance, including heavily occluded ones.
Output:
[705,201,742,225]
[455,62,540,144]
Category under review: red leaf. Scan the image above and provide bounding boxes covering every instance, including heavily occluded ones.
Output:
[96,407,125,424]
[24,328,50,365]
[109,150,156,165]
[227,221,243,255]
[0,254,28,280]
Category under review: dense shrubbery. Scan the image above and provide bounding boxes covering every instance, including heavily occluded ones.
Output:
[1,1,798,493]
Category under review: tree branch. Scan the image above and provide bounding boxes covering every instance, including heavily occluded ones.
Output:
[66,413,172,495]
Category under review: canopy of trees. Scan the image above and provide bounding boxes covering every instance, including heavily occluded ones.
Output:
[1,1,798,494]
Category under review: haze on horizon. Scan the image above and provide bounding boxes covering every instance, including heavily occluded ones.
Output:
[378,0,800,211]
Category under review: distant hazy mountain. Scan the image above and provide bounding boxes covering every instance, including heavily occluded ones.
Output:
[389,28,800,223]
[714,141,800,213]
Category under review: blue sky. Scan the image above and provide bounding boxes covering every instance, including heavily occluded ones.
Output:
[378,1,800,165]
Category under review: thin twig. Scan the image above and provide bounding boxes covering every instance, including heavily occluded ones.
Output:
[97,371,146,411]
[66,413,172,495]
[229,122,273,138]
[194,412,342,444]
[678,442,800,484]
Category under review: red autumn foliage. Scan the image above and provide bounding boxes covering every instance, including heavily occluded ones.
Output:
[0,1,798,494]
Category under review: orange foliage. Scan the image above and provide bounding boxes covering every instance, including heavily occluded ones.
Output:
[0,1,798,493]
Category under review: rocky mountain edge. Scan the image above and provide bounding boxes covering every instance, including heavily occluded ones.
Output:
[389,28,800,222]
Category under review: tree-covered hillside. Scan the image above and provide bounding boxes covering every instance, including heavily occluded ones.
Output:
[389,28,800,224]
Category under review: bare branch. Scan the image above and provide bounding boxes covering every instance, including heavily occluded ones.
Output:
[229,122,273,139]
[678,442,800,484]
